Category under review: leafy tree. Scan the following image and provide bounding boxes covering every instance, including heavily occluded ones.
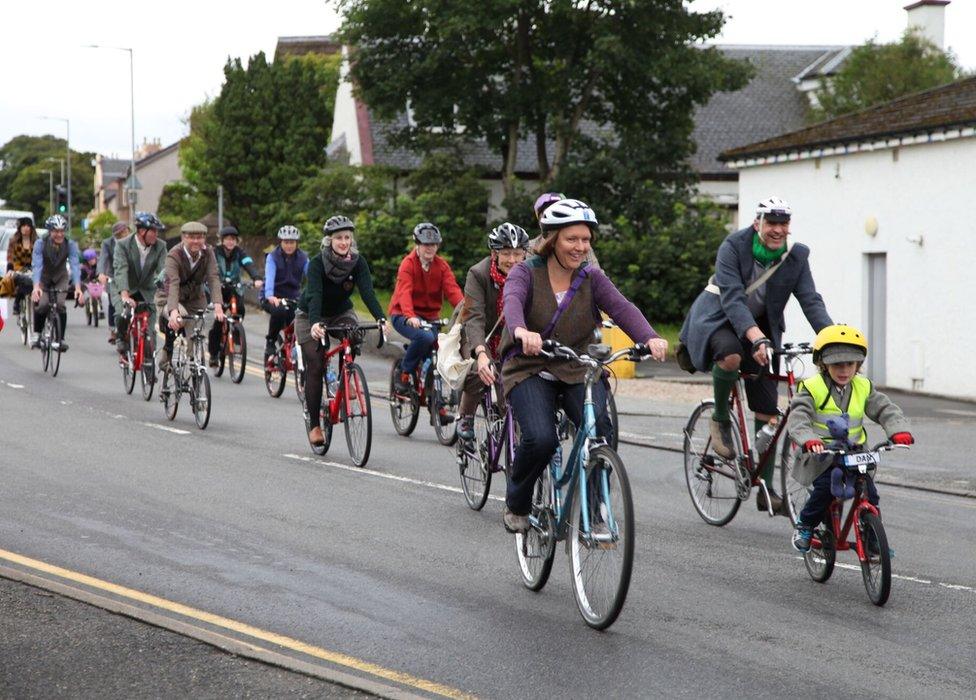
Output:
[811,30,963,122]
[0,135,95,224]
[338,0,750,196]
[157,181,211,229]
[87,210,118,243]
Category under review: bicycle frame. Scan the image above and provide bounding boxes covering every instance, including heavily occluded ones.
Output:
[813,470,881,561]
[127,304,152,371]
[476,379,517,473]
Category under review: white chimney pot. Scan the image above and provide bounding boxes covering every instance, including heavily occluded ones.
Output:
[904,0,949,49]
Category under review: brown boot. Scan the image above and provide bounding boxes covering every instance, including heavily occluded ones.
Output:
[709,418,734,459]
[756,488,783,513]
[308,426,325,445]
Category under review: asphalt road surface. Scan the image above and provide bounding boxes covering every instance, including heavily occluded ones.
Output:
[1,307,973,698]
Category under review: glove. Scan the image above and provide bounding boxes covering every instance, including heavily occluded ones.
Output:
[804,439,825,452]
[891,432,914,445]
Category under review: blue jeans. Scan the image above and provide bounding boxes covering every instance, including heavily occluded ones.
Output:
[799,466,880,527]
[506,374,612,515]
[392,315,436,374]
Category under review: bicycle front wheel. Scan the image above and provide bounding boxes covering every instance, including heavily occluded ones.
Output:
[428,366,458,446]
[804,526,836,583]
[459,398,494,510]
[515,468,556,591]
[341,363,372,467]
[140,338,156,402]
[569,445,634,630]
[229,321,246,384]
[192,370,211,430]
[92,298,99,327]
[49,316,62,377]
[20,306,31,346]
[161,368,179,421]
[683,401,742,526]
[389,360,419,436]
[605,387,619,451]
[265,353,286,398]
[780,438,809,526]
[214,326,226,378]
[859,511,891,606]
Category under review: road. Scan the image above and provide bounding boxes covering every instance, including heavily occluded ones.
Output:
[1,307,974,698]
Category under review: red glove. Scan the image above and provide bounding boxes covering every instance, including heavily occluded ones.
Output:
[804,439,825,452]
[0,314,4,333]
[891,432,914,445]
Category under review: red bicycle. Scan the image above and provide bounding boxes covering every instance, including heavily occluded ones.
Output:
[301,321,385,467]
[791,442,904,606]
[119,301,157,400]
[213,281,249,384]
[264,299,301,399]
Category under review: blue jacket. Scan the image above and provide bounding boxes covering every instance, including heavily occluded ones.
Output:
[679,226,832,372]
[261,246,308,300]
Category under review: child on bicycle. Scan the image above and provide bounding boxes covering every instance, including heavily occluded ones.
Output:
[785,324,913,552]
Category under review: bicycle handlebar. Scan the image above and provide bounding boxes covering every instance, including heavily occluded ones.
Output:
[540,338,652,367]
[417,318,449,330]
[313,320,387,350]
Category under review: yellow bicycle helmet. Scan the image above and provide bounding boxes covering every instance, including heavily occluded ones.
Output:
[812,324,868,364]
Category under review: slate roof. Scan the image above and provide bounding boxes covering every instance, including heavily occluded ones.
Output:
[100,158,130,186]
[720,74,976,161]
[690,45,846,176]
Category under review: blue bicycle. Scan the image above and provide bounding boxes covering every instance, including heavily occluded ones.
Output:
[515,339,651,630]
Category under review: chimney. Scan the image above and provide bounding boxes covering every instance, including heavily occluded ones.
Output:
[904,0,950,49]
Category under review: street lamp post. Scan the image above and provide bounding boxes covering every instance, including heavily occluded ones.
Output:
[87,45,136,222]
[40,116,71,232]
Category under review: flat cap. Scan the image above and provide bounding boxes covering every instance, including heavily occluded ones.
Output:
[112,222,130,235]
[180,221,208,235]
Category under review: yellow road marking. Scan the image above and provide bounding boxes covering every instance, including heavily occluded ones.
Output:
[0,548,473,699]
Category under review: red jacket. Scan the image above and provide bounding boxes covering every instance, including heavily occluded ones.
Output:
[388,250,463,320]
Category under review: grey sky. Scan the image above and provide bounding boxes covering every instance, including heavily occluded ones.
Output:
[1,0,972,158]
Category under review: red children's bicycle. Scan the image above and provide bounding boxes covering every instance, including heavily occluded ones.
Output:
[301,321,385,467]
[264,299,301,400]
[120,301,157,401]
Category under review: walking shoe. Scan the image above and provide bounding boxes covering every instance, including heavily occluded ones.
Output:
[792,524,813,552]
[394,371,412,394]
[53,341,68,352]
[503,508,530,533]
[438,407,455,425]
[709,418,734,459]
[458,415,475,441]
[308,426,325,446]
[756,488,784,514]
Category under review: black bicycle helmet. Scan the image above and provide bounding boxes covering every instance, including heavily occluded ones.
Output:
[219,225,240,238]
[487,222,529,250]
[134,211,164,231]
[323,215,355,235]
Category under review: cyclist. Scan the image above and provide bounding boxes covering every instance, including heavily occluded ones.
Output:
[207,225,263,367]
[114,212,168,356]
[260,225,308,360]
[785,325,913,552]
[455,222,530,443]
[99,221,131,342]
[499,198,667,532]
[296,215,386,445]
[30,215,83,351]
[389,222,463,394]
[2,217,37,315]
[678,196,832,513]
[528,192,599,268]
[154,221,225,370]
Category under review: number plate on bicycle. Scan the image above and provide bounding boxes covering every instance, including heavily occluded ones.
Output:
[843,452,878,468]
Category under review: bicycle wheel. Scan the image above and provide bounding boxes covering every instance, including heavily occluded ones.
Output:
[265,352,286,398]
[858,511,891,606]
[606,388,619,452]
[20,305,30,346]
[429,366,458,446]
[294,365,306,406]
[515,469,556,591]
[804,526,836,583]
[780,438,809,525]
[93,298,99,328]
[122,336,137,394]
[140,335,156,402]
[85,298,93,326]
[191,370,211,430]
[342,363,372,467]
[389,360,419,436]
[161,368,179,420]
[39,315,52,372]
[214,323,226,378]
[229,321,246,384]
[569,445,634,630]
[459,398,493,510]
[683,401,742,526]
[49,315,62,377]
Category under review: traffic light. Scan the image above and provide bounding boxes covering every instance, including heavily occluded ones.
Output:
[55,185,67,214]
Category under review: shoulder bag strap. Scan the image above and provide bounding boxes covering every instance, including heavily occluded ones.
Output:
[705,239,794,295]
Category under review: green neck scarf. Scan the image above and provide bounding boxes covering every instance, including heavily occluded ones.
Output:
[752,232,786,267]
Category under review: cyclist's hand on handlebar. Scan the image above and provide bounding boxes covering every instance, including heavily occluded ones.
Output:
[268,295,280,307]
[214,304,225,323]
[515,327,543,356]
[31,286,41,303]
[645,337,668,362]
[804,439,825,454]
[407,316,422,329]
[311,323,326,341]
[168,309,183,331]
[891,432,914,446]
[74,286,84,304]
[476,351,495,385]
[98,273,109,284]
[254,279,264,290]
[751,337,772,366]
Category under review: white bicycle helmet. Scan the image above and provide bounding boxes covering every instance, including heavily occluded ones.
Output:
[488,222,529,250]
[538,198,598,232]
[45,214,68,230]
[277,225,301,241]
[756,196,792,222]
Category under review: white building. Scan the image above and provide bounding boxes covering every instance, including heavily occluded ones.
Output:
[721,75,976,398]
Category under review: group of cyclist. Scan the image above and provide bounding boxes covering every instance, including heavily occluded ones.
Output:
[4,190,915,552]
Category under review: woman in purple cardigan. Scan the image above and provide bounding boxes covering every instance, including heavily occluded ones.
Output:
[498,198,668,533]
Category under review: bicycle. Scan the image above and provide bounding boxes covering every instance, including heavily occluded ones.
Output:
[119,301,157,401]
[264,299,301,400]
[515,339,652,630]
[13,270,33,346]
[84,281,104,327]
[300,320,386,467]
[213,280,250,384]
[388,319,459,446]
[36,287,69,377]
[159,308,213,430]
[791,440,905,606]
[683,343,813,526]
[455,363,512,511]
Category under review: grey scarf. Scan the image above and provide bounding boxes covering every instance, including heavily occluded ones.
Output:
[321,247,359,284]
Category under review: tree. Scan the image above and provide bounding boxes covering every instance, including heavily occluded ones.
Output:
[157,181,211,229]
[811,30,963,122]
[179,51,340,237]
[338,0,750,197]
[87,210,118,243]
[0,135,96,224]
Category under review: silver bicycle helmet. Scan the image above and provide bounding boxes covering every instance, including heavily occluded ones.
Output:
[488,222,529,250]
[277,225,301,241]
[413,222,442,245]
[323,215,355,235]
[538,198,598,232]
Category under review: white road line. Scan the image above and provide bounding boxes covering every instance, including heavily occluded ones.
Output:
[282,453,505,502]
[143,422,191,435]
[796,558,973,593]
[5,383,24,389]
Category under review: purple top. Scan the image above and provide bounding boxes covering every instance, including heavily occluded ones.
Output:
[503,262,658,344]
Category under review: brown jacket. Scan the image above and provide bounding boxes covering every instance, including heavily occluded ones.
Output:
[155,244,223,315]
[459,256,501,360]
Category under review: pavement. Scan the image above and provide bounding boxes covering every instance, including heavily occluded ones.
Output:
[2,303,975,698]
